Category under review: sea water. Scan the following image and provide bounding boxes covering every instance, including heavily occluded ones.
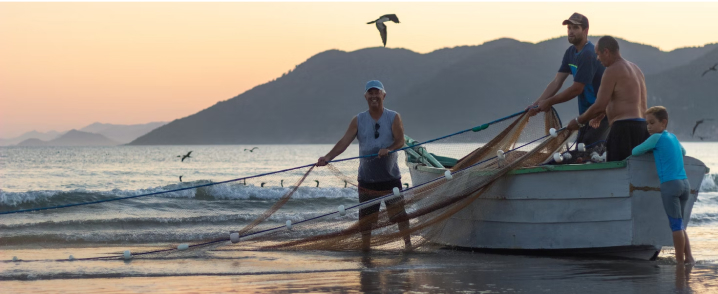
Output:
[1,143,717,293]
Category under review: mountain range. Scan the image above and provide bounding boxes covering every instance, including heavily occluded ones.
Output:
[2,122,167,146]
[129,36,718,145]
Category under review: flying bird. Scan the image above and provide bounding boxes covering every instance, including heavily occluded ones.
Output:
[179,176,183,182]
[244,147,259,152]
[702,63,718,77]
[261,182,266,187]
[367,14,400,47]
[281,179,284,187]
[177,151,192,162]
[692,119,714,136]
[404,183,409,189]
[314,180,320,187]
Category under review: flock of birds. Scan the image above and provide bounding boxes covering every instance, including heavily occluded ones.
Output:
[172,147,411,188]
[176,147,258,182]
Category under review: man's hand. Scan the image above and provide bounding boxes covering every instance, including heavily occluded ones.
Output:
[589,113,605,129]
[528,99,552,117]
[377,149,390,158]
[317,156,330,166]
[526,101,540,117]
[567,117,582,131]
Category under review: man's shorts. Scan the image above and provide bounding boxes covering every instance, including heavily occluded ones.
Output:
[357,178,407,229]
[576,117,610,147]
[660,178,691,232]
[606,119,650,162]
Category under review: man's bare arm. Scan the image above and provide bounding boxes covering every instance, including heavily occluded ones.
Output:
[537,72,570,103]
[317,117,358,165]
[577,67,616,124]
[545,81,585,106]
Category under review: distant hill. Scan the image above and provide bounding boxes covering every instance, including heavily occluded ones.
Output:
[79,121,167,143]
[645,46,718,140]
[0,130,63,146]
[3,122,166,146]
[16,130,120,146]
[123,36,718,145]
[15,138,48,146]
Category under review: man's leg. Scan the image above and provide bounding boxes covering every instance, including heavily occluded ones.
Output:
[358,189,381,252]
[386,197,412,249]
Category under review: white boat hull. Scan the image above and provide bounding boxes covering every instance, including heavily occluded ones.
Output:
[407,154,709,260]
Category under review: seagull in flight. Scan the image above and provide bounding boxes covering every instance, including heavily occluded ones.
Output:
[179,176,183,182]
[702,63,718,77]
[177,151,192,162]
[692,119,714,137]
[244,147,258,152]
[367,14,400,47]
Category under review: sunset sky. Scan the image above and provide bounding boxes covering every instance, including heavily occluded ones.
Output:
[1,2,717,138]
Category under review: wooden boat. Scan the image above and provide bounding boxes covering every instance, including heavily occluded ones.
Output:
[406,150,709,260]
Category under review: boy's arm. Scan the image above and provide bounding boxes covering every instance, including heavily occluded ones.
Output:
[631,133,662,156]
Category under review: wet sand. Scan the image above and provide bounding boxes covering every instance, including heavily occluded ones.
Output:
[3,229,718,294]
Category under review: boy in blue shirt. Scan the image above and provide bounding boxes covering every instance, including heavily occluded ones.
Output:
[632,106,695,265]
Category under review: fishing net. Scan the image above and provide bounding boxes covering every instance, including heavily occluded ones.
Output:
[0,108,577,260]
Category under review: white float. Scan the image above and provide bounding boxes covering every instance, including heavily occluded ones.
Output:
[230,232,240,243]
[497,150,506,160]
[338,205,346,216]
[286,220,292,230]
[123,250,131,260]
[553,153,563,163]
[177,244,189,251]
[444,170,453,180]
[549,128,558,138]
[578,143,586,152]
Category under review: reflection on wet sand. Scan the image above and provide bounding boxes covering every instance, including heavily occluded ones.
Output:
[2,247,718,293]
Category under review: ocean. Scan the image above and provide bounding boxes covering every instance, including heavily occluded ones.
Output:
[1,143,717,293]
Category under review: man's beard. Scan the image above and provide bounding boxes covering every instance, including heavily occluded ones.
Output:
[568,35,584,46]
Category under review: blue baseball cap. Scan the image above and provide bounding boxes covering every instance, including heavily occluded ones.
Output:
[365,80,385,93]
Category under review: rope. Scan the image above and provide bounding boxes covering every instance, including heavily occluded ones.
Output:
[0,109,528,215]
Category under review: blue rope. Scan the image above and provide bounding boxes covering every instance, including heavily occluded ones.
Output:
[43,128,561,261]
[0,110,528,216]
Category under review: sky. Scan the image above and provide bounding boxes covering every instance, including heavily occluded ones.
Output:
[1,2,718,138]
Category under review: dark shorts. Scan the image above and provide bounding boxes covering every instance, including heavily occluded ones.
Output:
[358,179,407,232]
[576,117,610,147]
[606,119,650,162]
[660,178,691,232]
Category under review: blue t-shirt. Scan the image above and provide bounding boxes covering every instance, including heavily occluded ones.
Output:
[558,41,605,114]
[631,131,687,183]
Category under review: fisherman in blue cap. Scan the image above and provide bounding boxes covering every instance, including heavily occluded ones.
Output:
[317,80,411,251]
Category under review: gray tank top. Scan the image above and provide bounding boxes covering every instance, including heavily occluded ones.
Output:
[357,108,401,183]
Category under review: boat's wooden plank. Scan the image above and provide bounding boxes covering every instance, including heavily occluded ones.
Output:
[447,197,633,223]
[483,168,631,200]
[434,218,633,249]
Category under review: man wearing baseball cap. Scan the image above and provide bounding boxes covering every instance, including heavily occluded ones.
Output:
[528,13,609,148]
[317,80,411,251]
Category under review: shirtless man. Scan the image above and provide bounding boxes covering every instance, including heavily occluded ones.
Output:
[567,36,649,162]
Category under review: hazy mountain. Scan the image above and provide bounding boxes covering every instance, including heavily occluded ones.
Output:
[128,37,718,145]
[15,138,48,147]
[0,130,63,146]
[16,130,120,146]
[645,46,718,140]
[79,121,167,143]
